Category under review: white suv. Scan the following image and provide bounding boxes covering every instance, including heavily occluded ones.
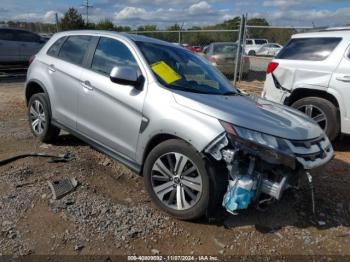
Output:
[245,38,268,56]
[262,29,350,140]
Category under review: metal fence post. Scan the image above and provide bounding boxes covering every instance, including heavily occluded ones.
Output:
[178,30,181,44]
[233,14,245,86]
[239,13,248,82]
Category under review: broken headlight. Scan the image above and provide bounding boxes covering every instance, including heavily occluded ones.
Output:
[219,121,295,168]
[220,121,289,151]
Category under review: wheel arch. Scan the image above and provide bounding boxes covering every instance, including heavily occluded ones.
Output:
[25,79,49,104]
[140,133,186,174]
[287,88,340,109]
[25,79,53,118]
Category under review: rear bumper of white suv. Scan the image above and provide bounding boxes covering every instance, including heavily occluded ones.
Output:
[262,73,290,104]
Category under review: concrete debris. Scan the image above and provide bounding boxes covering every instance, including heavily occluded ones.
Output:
[151,249,159,255]
[48,177,78,200]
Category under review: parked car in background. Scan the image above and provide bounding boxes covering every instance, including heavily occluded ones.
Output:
[0,28,46,65]
[255,43,283,56]
[187,45,201,52]
[262,28,350,141]
[245,38,268,56]
[25,30,333,220]
[203,42,250,78]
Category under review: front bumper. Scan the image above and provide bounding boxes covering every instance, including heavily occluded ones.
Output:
[287,135,334,169]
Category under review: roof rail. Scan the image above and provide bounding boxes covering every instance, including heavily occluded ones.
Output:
[320,26,350,32]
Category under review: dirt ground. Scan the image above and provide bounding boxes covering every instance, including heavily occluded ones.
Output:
[1,79,350,258]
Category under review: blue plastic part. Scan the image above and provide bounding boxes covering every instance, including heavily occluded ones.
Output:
[222,183,256,213]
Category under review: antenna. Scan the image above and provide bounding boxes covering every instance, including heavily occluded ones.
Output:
[82,0,93,25]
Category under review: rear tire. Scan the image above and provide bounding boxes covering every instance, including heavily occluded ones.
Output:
[27,93,60,143]
[248,50,256,56]
[143,139,211,220]
[292,97,339,141]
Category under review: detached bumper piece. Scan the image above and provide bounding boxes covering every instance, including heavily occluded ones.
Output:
[205,133,334,214]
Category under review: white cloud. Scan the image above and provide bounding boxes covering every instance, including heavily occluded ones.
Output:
[115,7,147,20]
[43,10,63,23]
[189,1,211,15]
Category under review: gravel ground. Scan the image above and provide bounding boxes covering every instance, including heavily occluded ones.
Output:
[1,80,350,257]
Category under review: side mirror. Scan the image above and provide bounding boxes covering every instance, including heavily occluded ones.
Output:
[110,66,143,90]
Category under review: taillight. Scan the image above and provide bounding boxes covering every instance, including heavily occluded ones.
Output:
[208,56,217,63]
[28,55,35,65]
[266,62,278,74]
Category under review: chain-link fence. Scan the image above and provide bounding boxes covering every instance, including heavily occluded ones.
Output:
[1,17,318,88]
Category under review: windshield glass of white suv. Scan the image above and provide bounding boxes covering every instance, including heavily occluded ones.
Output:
[136,41,238,95]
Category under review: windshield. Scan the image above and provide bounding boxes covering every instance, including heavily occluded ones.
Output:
[136,41,238,95]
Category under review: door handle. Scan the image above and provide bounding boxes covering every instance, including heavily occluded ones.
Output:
[336,76,350,82]
[48,64,56,72]
[81,81,93,91]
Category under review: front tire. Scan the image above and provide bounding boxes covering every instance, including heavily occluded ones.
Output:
[28,93,60,142]
[292,97,339,141]
[143,139,210,220]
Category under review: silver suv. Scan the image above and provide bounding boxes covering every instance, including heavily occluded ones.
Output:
[25,30,333,220]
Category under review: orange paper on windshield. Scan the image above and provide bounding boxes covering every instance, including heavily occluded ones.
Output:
[151,61,181,84]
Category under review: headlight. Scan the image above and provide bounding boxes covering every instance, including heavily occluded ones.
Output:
[219,120,290,152]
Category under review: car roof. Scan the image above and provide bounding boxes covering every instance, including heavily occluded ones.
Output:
[211,42,237,45]
[0,28,38,34]
[292,30,350,39]
[53,30,175,46]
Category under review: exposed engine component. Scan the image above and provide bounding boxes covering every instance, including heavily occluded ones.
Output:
[205,121,334,214]
[260,176,287,200]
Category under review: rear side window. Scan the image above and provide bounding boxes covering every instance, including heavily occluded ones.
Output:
[0,29,15,41]
[213,44,237,54]
[47,37,66,57]
[255,39,267,45]
[246,40,253,45]
[16,31,40,42]
[91,37,137,75]
[276,37,341,61]
[58,35,91,65]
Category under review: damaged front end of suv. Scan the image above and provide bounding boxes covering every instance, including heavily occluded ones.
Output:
[205,120,334,214]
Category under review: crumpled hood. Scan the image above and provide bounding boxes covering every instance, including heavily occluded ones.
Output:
[172,91,323,140]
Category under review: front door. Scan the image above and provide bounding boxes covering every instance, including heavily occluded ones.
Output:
[77,37,146,161]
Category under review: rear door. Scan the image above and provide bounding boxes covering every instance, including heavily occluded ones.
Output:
[77,36,147,161]
[330,45,350,131]
[16,30,43,61]
[46,35,92,128]
[0,29,20,63]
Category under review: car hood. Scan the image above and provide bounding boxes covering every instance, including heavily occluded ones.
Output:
[172,91,323,140]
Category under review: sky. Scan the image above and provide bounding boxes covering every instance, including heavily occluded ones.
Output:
[1,0,349,28]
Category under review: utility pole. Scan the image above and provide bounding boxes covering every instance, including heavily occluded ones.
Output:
[82,0,93,26]
[55,13,59,32]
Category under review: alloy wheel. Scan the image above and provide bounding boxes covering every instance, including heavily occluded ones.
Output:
[151,152,203,211]
[29,100,46,135]
[297,104,328,131]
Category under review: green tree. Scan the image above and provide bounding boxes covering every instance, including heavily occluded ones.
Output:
[246,18,269,38]
[96,19,114,30]
[60,8,85,30]
[137,24,157,31]
[115,25,131,32]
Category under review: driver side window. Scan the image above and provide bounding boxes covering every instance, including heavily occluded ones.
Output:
[91,37,138,75]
